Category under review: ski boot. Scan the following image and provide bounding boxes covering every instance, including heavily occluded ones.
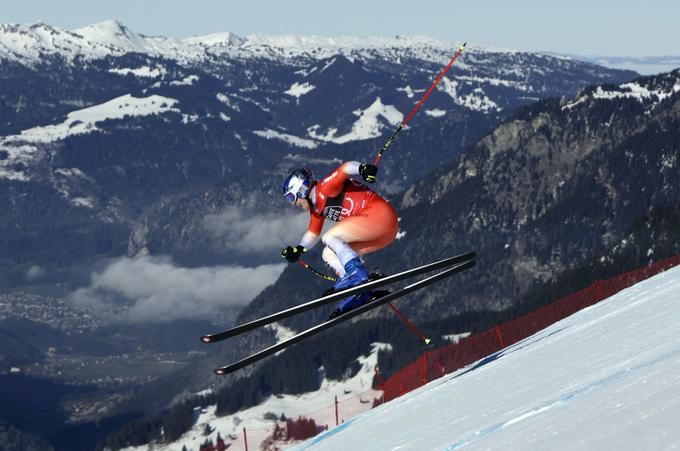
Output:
[332,257,369,292]
[328,292,374,320]
[325,257,370,319]
[323,266,384,297]
[327,290,390,320]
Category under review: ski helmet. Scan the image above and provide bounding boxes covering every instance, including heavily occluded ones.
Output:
[282,168,313,205]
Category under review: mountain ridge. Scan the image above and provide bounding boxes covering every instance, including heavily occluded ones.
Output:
[0,20,526,64]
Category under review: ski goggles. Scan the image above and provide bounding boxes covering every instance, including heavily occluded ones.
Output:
[283,177,306,205]
[283,190,298,206]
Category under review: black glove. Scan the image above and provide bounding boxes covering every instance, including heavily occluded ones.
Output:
[359,163,378,183]
[281,245,306,262]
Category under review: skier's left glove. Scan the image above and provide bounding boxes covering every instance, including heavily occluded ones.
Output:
[359,163,378,183]
[281,245,306,263]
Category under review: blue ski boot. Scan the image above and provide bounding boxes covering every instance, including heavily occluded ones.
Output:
[332,257,369,292]
[338,291,374,311]
[327,290,391,320]
[327,257,371,319]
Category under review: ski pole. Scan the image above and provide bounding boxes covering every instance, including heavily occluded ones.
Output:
[298,258,337,282]
[386,302,432,345]
[373,42,467,166]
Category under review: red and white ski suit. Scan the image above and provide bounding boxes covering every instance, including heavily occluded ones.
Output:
[298,161,398,275]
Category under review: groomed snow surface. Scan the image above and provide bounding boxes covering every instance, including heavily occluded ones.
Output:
[294,265,680,450]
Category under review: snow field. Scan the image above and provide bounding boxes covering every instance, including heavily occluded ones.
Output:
[307,98,403,144]
[0,94,180,181]
[2,94,179,145]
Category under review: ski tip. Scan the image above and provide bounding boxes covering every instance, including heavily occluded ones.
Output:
[214,368,226,376]
[200,335,213,343]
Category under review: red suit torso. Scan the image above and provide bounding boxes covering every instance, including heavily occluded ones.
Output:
[306,165,384,235]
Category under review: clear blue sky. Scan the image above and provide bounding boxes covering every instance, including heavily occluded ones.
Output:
[3,0,678,56]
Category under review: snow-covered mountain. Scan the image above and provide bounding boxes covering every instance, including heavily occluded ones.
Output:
[0,19,636,271]
[0,21,204,64]
[0,20,553,65]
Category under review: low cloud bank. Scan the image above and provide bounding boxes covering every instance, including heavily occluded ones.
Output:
[70,256,285,322]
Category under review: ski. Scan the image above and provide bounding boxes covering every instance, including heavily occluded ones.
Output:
[200,250,476,344]
[213,257,476,375]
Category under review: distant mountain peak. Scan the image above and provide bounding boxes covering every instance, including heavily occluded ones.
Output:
[73,19,134,39]
[184,31,245,47]
[0,20,203,64]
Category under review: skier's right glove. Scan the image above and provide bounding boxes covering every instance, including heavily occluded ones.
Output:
[359,163,378,183]
[281,245,306,263]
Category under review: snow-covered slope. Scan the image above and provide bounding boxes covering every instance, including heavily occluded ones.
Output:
[0,94,181,181]
[295,265,680,450]
[5,94,179,144]
[563,73,680,111]
[307,97,403,144]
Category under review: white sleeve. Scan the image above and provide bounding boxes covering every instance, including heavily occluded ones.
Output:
[342,161,361,176]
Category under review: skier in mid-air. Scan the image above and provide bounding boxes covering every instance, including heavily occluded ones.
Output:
[281,161,397,316]
[202,42,471,374]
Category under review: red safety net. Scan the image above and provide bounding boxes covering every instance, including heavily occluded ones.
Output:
[198,253,680,451]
